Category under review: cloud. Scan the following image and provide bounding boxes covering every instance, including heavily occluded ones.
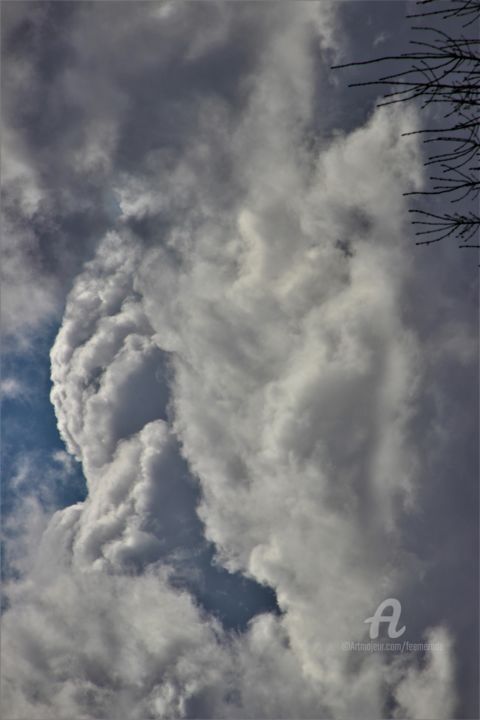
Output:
[393,627,457,720]
[0,377,30,402]
[2,1,475,718]
[1,565,233,720]
[0,0,342,351]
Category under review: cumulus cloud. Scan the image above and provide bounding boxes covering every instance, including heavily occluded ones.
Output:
[2,566,233,720]
[2,2,475,719]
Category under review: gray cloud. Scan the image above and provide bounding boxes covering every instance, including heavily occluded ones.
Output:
[1,2,477,719]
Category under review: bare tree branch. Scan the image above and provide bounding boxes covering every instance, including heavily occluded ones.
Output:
[332,0,480,253]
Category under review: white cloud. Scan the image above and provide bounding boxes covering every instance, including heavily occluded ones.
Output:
[1,566,231,720]
[0,377,30,402]
[393,627,457,720]
[1,2,466,718]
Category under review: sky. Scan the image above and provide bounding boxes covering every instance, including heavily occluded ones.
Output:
[0,2,478,719]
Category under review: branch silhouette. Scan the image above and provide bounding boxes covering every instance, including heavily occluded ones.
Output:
[332,0,480,252]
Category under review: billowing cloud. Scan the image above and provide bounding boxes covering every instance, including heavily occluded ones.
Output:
[1,2,476,719]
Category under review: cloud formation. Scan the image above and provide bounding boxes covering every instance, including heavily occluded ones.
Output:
[1,2,476,719]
